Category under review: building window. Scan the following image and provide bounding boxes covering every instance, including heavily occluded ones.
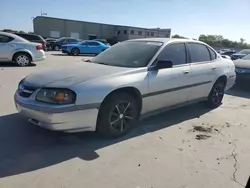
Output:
[138,31,142,35]
[124,30,127,34]
[130,30,134,34]
[117,30,120,35]
[151,32,154,36]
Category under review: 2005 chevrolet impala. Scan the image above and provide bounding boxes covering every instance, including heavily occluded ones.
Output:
[15,38,236,137]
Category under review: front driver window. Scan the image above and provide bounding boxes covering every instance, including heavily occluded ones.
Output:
[158,43,187,66]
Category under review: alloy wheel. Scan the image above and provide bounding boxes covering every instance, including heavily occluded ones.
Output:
[109,101,134,133]
[211,83,225,105]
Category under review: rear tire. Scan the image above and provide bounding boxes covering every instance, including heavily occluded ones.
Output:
[97,92,139,138]
[54,45,60,51]
[207,80,226,108]
[71,48,80,56]
[13,53,31,67]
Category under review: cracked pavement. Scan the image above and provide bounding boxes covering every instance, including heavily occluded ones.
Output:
[0,52,250,188]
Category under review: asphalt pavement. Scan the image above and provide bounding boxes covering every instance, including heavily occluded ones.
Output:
[0,52,250,188]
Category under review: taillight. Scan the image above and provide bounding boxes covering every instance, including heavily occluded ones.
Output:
[36,45,42,50]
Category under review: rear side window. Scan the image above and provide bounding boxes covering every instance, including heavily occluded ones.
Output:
[188,43,211,63]
[0,35,14,43]
[87,42,100,46]
[17,34,40,41]
[208,47,217,60]
[158,43,187,66]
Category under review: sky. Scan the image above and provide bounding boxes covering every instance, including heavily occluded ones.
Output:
[0,0,250,42]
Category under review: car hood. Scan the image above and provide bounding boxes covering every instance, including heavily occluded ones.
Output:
[234,59,250,69]
[24,62,135,88]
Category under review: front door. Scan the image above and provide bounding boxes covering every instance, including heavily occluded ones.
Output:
[144,42,193,113]
[186,42,218,100]
[0,35,13,61]
[85,41,100,54]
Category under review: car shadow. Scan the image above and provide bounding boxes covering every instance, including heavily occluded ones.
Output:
[50,53,96,57]
[226,84,250,99]
[0,103,211,178]
[0,62,36,67]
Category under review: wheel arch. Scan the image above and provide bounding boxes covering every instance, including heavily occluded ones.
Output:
[12,50,33,62]
[216,75,227,85]
[98,86,143,116]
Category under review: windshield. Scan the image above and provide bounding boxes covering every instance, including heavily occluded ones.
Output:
[91,41,163,67]
[242,54,250,60]
[238,50,250,55]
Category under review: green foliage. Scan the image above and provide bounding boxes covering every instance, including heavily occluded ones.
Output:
[198,34,250,49]
[172,34,187,39]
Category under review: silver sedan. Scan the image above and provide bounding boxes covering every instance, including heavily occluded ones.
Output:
[0,32,45,66]
[14,38,236,137]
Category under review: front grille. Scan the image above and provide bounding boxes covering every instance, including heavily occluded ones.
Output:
[19,84,39,98]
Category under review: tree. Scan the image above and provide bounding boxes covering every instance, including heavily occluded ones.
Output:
[198,34,250,49]
[172,34,187,39]
[240,38,245,44]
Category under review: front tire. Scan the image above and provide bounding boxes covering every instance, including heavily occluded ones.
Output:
[207,80,226,108]
[97,92,139,138]
[14,53,31,67]
[71,48,80,56]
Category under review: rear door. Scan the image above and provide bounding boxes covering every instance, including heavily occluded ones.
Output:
[0,35,15,61]
[187,42,218,100]
[145,42,193,113]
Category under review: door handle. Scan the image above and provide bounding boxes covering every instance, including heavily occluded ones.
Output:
[212,67,217,70]
[183,70,189,74]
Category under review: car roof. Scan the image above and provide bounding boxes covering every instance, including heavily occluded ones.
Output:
[128,38,205,45]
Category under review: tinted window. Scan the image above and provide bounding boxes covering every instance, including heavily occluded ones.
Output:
[188,43,211,63]
[208,47,216,60]
[151,32,154,36]
[239,50,250,55]
[159,43,186,66]
[130,30,134,34]
[18,34,40,41]
[87,42,100,46]
[0,35,14,43]
[124,30,127,34]
[117,31,120,35]
[92,41,162,67]
[68,39,77,42]
[138,31,142,35]
[242,54,250,60]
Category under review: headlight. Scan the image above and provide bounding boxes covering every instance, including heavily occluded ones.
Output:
[36,88,76,104]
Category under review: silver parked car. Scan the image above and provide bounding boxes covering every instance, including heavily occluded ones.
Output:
[14,38,236,137]
[0,32,45,66]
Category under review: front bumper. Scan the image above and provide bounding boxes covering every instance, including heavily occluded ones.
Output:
[14,91,98,133]
[225,75,236,91]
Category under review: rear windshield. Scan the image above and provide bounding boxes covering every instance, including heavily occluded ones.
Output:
[238,50,250,55]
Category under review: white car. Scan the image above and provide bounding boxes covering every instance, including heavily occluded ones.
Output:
[0,32,45,66]
[14,38,236,137]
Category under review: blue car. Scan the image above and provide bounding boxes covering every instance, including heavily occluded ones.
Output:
[61,40,109,56]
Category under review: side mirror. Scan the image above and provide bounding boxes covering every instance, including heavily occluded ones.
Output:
[154,60,173,70]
